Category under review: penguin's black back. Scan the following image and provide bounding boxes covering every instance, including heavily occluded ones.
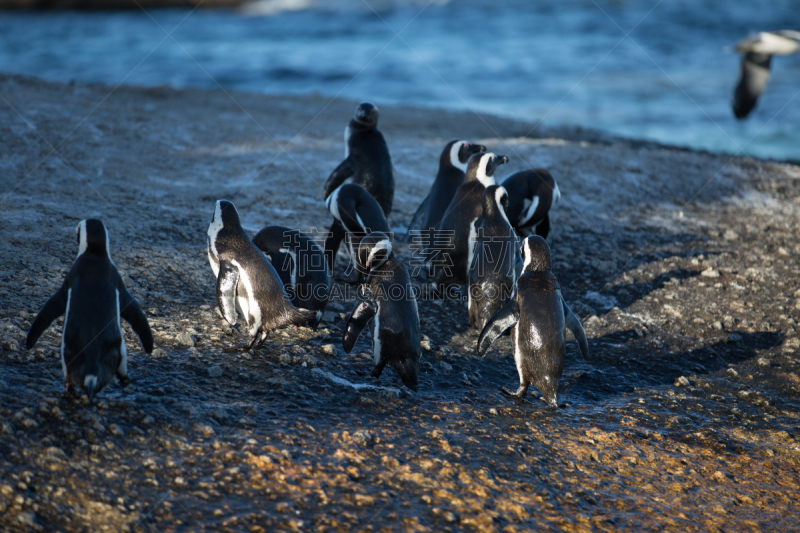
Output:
[337,183,391,234]
[349,126,394,216]
[502,169,556,227]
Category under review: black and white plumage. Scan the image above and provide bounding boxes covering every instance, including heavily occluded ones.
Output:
[732,30,800,119]
[501,168,560,239]
[26,219,153,400]
[477,236,589,407]
[342,232,421,391]
[428,152,509,287]
[324,182,391,282]
[322,102,395,217]
[207,201,316,350]
[468,185,518,331]
[252,226,331,330]
[407,139,487,235]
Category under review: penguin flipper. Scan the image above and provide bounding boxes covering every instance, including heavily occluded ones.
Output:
[323,156,356,200]
[26,285,68,349]
[406,193,430,237]
[216,260,240,326]
[562,297,589,360]
[342,298,377,354]
[477,298,520,357]
[119,285,154,353]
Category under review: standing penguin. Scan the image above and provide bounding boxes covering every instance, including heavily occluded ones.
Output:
[407,139,487,235]
[323,102,394,217]
[429,152,509,287]
[501,169,560,239]
[207,200,317,350]
[468,185,518,331]
[477,236,589,407]
[252,226,331,330]
[324,182,390,282]
[26,219,153,400]
[342,232,421,391]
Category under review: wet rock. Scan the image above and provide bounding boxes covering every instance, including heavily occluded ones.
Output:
[176,332,196,347]
[439,361,452,373]
[727,333,742,343]
[141,415,155,426]
[108,424,124,437]
[302,354,318,367]
[211,408,228,422]
[151,348,168,358]
[207,365,223,378]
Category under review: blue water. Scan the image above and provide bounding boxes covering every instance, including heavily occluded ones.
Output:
[2,0,799,160]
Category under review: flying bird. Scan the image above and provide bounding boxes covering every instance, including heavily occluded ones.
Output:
[732,30,800,119]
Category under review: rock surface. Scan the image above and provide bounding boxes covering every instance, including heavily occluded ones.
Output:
[0,73,799,531]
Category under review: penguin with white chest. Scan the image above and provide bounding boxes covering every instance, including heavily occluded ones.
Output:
[342,232,421,391]
[407,139,487,236]
[323,102,394,217]
[429,152,509,287]
[324,182,390,283]
[252,225,331,330]
[501,168,560,239]
[26,219,154,400]
[468,185,518,331]
[477,236,589,407]
[207,201,317,350]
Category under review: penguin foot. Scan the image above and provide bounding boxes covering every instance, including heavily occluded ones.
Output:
[223,344,252,353]
[499,385,529,401]
[64,383,78,399]
[118,375,130,388]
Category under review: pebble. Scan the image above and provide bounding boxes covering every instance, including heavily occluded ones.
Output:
[321,344,337,356]
[674,376,690,387]
[141,415,155,426]
[726,368,739,378]
[207,366,223,378]
[701,268,720,278]
[421,336,431,351]
[723,230,739,241]
[108,424,124,437]
[176,332,196,347]
[727,333,742,343]
[757,357,770,367]
[711,321,723,330]
[151,348,169,359]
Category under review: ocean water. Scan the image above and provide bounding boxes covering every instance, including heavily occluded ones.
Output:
[1,0,799,160]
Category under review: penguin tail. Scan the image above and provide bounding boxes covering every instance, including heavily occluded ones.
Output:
[84,375,98,403]
[289,307,318,329]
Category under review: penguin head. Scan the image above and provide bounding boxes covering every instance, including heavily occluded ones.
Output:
[442,140,487,172]
[76,218,109,258]
[352,102,379,128]
[482,185,510,218]
[211,200,242,230]
[520,235,552,272]
[466,152,509,186]
[534,374,560,409]
[357,231,393,275]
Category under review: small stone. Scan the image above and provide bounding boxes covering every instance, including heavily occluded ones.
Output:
[489,408,498,415]
[211,408,228,422]
[757,357,770,367]
[712,321,723,330]
[207,365,223,378]
[712,470,726,482]
[727,333,742,343]
[701,268,720,278]
[176,332,196,347]
[674,376,690,387]
[279,353,291,365]
[174,476,186,486]
[421,336,431,351]
[321,344,337,356]
[197,425,215,436]
[723,230,739,241]
[151,348,168,359]
[439,361,452,373]
[723,316,735,329]
[303,354,318,367]
[108,424,124,437]
[726,368,739,378]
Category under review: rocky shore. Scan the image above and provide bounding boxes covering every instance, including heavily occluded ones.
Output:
[0,72,799,531]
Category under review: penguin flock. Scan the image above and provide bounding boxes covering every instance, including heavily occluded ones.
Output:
[26,101,588,407]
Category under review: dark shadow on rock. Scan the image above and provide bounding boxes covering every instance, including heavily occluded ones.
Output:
[560,330,784,404]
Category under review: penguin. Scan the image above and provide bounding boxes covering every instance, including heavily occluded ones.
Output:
[428,152,509,287]
[407,139,487,236]
[323,102,394,217]
[731,30,800,119]
[477,236,589,407]
[342,232,421,391]
[468,185,518,331]
[324,182,391,283]
[252,226,331,330]
[26,219,153,400]
[501,168,560,239]
[207,200,317,350]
